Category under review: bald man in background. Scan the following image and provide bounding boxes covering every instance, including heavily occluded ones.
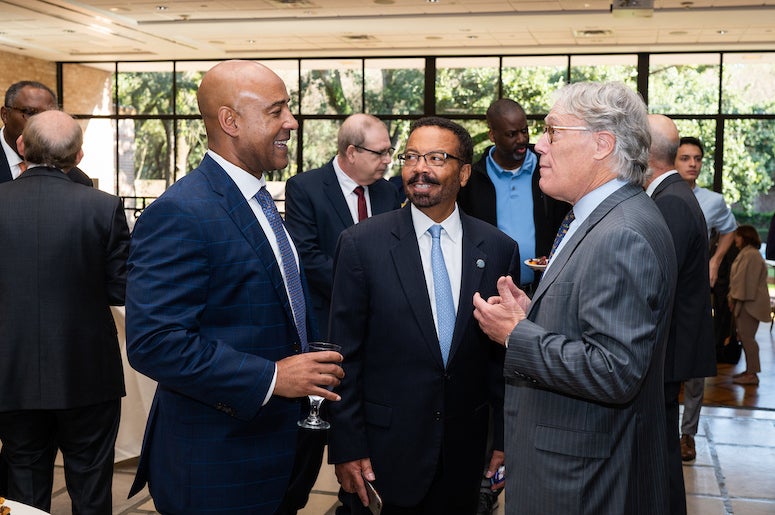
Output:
[645,114,715,515]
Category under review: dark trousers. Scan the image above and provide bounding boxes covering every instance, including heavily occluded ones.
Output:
[664,381,688,515]
[0,447,7,496]
[0,399,120,515]
[275,403,328,515]
[340,457,479,515]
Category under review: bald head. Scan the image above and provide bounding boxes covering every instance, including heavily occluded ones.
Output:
[646,114,680,183]
[19,110,83,171]
[196,60,298,177]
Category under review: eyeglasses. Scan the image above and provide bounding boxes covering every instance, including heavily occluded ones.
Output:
[4,105,46,119]
[543,125,591,144]
[397,151,464,167]
[353,144,395,158]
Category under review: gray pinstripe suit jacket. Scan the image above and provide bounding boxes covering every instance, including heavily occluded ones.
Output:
[502,182,677,514]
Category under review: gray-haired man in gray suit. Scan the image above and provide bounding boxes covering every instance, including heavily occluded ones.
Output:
[474,81,677,515]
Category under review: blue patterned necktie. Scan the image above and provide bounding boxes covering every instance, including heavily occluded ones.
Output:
[255,186,308,351]
[429,224,456,367]
[548,209,575,260]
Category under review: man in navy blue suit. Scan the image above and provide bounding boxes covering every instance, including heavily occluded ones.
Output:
[125,60,344,514]
[282,113,400,513]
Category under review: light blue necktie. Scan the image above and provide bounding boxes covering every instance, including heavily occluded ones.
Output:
[429,224,455,367]
[255,186,308,352]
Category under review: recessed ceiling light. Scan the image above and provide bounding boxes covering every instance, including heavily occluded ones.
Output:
[156,5,168,10]
[717,29,728,35]
[374,0,394,4]
[426,0,439,3]
[426,36,442,40]
[467,35,478,39]
[669,31,688,36]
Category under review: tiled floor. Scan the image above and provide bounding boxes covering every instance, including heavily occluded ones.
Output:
[46,323,775,514]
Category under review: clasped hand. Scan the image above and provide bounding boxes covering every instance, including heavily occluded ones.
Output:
[274,350,344,400]
[473,275,529,345]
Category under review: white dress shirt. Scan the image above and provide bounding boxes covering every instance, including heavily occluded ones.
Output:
[410,203,463,339]
[333,156,372,223]
[1,127,23,180]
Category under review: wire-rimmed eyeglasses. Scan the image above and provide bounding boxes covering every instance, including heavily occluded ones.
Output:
[396,151,464,167]
[543,125,591,144]
[353,144,395,158]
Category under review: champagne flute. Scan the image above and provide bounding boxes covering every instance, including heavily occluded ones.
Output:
[298,341,342,430]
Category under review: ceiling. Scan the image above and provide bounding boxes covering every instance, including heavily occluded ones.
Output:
[1,0,775,63]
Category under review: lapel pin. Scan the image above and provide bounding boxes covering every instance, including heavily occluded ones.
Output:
[476,259,485,269]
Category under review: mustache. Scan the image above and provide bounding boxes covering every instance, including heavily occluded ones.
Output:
[407,172,441,186]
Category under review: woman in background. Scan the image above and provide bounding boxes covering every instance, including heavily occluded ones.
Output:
[728,224,771,386]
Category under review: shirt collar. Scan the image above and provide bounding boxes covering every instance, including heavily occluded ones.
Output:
[645,169,678,197]
[333,156,361,193]
[207,149,265,200]
[573,178,628,224]
[486,146,536,177]
[410,203,463,243]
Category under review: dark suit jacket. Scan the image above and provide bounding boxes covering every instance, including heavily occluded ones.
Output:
[284,159,400,335]
[458,145,570,261]
[328,206,519,507]
[503,183,676,514]
[0,166,128,411]
[126,154,317,513]
[0,149,12,183]
[652,173,716,381]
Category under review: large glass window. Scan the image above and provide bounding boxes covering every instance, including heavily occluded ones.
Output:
[301,59,362,114]
[722,53,775,114]
[365,58,424,115]
[58,51,775,227]
[570,54,637,86]
[436,57,499,115]
[501,56,567,115]
[649,53,720,114]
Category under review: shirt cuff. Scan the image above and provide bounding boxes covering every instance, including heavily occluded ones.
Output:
[263,363,278,406]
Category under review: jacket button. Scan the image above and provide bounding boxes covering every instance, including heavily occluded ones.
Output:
[434,411,442,420]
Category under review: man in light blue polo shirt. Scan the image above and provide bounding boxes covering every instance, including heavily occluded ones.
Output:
[458,99,569,298]
[457,98,569,514]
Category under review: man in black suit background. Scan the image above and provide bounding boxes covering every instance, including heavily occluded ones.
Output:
[645,114,716,515]
[458,98,568,297]
[328,117,518,514]
[281,113,401,514]
[0,110,130,513]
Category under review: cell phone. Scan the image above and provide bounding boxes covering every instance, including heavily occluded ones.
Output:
[364,479,383,515]
[490,465,505,486]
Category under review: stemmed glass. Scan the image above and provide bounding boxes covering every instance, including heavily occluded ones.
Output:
[298,341,342,430]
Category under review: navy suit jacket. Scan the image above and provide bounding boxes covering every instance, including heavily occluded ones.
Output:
[1,146,16,183]
[126,154,316,513]
[327,206,519,507]
[284,159,400,335]
[651,173,716,382]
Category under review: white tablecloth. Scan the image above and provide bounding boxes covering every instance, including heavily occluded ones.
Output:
[112,306,156,462]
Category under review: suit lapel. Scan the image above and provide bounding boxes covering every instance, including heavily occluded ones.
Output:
[448,213,486,365]
[389,207,443,366]
[322,163,355,228]
[531,183,642,309]
[202,155,296,329]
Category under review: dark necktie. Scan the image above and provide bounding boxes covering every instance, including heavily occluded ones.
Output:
[549,209,575,260]
[354,185,368,222]
[429,225,455,366]
[255,186,308,351]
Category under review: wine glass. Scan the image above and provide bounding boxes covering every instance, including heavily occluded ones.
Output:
[298,341,342,430]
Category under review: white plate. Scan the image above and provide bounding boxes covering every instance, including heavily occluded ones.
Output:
[4,500,50,515]
[524,258,547,272]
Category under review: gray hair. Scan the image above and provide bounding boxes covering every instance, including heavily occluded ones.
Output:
[553,81,650,186]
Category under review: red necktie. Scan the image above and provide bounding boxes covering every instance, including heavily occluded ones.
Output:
[354,186,368,222]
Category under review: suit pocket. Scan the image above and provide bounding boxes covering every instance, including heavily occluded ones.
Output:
[364,401,392,428]
[534,425,610,459]
[544,281,573,298]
